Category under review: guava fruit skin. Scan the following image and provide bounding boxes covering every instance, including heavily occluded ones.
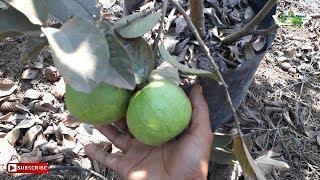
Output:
[65,83,129,125]
[127,81,192,146]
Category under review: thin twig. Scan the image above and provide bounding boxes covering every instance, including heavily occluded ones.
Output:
[222,0,278,44]
[249,24,279,36]
[153,0,169,54]
[169,0,243,136]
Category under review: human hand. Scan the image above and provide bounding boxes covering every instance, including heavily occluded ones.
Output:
[85,85,213,180]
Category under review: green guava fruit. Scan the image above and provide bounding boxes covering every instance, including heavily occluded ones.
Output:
[65,83,129,125]
[126,81,192,146]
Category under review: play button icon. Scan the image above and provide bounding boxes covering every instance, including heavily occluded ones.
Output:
[7,164,17,173]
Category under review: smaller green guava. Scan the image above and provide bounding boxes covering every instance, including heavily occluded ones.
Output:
[126,81,192,146]
[65,83,129,125]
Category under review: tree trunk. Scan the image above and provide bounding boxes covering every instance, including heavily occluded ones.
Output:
[189,0,205,37]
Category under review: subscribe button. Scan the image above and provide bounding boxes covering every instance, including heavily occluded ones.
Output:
[7,163,48,174]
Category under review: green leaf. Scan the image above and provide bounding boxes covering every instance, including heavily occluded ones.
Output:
[42,17,135,93]
[118,37,155,84]
[45,0,101,23]
[211,148,236,165]
[21,36,48,61]
[105,33,136,91]
[115,12,162,38]
[0,9,40,40]
[4,0,48,25]
[212,133,234,148]
[233,136,266,180]
[149,62,180,85]
[159,43,218,81]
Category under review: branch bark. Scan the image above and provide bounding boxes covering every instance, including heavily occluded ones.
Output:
[169,0,242,135]
[189,0,205,37]
[222,0,278,45]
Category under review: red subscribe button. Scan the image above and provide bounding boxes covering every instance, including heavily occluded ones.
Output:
[7,163,48,174]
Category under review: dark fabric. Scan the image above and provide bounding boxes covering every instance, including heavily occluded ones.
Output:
[201,2,277,130]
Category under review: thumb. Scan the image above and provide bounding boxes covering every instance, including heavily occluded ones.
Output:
[188,84,212,135]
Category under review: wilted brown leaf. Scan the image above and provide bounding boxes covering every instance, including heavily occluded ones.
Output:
[18,149,42,163]
[33,133,48,149]
[42,153,64,163]
[52,78,66,100]
[58,122,77,137]
[21,125,43,149]
[5,118,38,145]
[24,89,43,99]
[0,78,17,97]
[43,125,54,135]
[0,112,13,122]
[233,136,266,180]
[0,101,29,112]
[52,113,80,128]
[44,66,61,82]
[0,138,16,166]
[256,155,290,174]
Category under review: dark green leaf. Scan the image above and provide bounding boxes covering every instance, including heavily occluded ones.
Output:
[233,136,266,180]
[149,62,180,85]
[0,9,40,40]
[45,0,101,23]
[118,37,154,84]
[42,17,132,93]
[4,0,48,25]
[115,12,162,38]
[105,33,136,91]
[211,148,236,165]
[159,43,218,81]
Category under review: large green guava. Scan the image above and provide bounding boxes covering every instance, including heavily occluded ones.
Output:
[126,81,192,146]
[65,83,130,125]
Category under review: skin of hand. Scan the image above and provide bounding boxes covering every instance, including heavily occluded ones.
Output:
[85,85,213,180]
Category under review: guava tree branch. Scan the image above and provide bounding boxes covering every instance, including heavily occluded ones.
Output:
[222,0,278,45]
[169,0,243,135]
[250,24,278,36]
[189,0,205,37]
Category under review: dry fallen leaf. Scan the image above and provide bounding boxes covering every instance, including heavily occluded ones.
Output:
[52,113,81,128]
[0,138,16,166]
[52,78,66,100]
[42,153,64,163]
[21,124,43,149]
[0,78,18,97]
[0,101,29,112]
[33,132,48,149]
[18,149,42,163]
[0,112,13,122]
[24,89,43,99]
[44,66,61,82]
[21,68,39,80]
[5,118,41,146]
[256,155,290,174]
[58,122,77,137]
